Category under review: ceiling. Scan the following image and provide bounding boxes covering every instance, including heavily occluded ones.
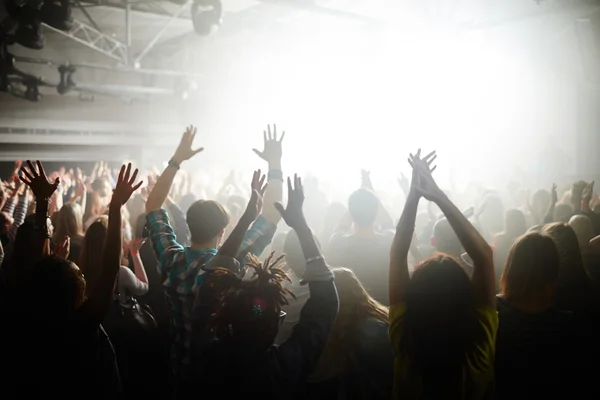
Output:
[1,0,599,132]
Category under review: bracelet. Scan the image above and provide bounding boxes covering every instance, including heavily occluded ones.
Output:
[168,158,181,170]
[130,250,139,256]
[268,169,283,181]
[306,255,324,264]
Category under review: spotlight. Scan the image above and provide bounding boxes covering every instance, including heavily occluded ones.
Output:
[42,0,74,32]
[191,0,222,36]
[5,0,45,49]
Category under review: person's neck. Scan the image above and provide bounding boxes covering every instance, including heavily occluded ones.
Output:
[353,225,375,237]
[190,240,219,250]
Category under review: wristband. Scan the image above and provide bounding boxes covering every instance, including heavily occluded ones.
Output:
[130,249,139,255]
[306,255,324,264]
[168,158,181,170]
[268,169,283,181]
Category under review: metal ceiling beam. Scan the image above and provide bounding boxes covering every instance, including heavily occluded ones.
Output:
[42,20,129,64]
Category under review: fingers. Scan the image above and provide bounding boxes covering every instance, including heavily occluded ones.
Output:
[124,163,132,183]
[27,160,38,177]
[20,166,34,182]
[129,168,139,185]
[118,164,125,183]
[53,177,60,188]
[132,181,143,191]
[279,131,285,143]
[274,202,286,217]
[36,160,47,178]
[287,177,293,195]
[252,149,264,158]
[19,176,31,186]
[423,150,436,161]
[193,147,204,156]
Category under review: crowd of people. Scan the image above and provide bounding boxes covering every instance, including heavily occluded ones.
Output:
[0,124,599,399]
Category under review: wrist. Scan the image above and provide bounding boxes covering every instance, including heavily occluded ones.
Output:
[268,160,282,170]
[131,249,139,256]
[168,158,182,170]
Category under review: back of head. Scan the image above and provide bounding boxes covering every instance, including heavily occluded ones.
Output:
[348,189,379,228]
[504,209,527,238]
[554,203,574,223]
[501,233,560,304]
[25,256,86,317]
[568,215,594,249]
[80,217,108,295]
[479,194,504,235]
[532,189,551,213]
[542,222,590,310]
[432,218,461,255]
[210,253,293,352]
[54,202,84,241]
[401,254,476,363]
[186,200,230,244]
[399,254,479,396]
[332,267,387,323]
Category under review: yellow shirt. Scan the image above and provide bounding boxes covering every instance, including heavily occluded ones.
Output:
[389,303,498,399]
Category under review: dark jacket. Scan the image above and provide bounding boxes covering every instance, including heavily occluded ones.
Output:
[190,257,338,398]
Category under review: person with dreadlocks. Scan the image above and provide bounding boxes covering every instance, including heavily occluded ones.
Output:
[193,174,339,398]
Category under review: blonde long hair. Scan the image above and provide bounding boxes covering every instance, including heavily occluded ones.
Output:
[326,268,388,373]
[79,216,108,296]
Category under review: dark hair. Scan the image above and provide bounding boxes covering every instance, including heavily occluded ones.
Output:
[542,223,592,312]
[210,253,294,350]
[79,217,108,296]
[25,256,86,315]
[398,254,479,396]
[432,218,461,254]
[186,200,230,244]
[501,233,559,302]
[348,189,379,228]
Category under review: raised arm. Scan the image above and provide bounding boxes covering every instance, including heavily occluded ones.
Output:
[412,154,495,308]
[213,171,267,263]
[253,124,284,225]
[275,175,338,384]
[543,184,558,224]
[20,161,60,260]
[389,150,434,306]
[79,164,142,325]
[146,125,204,213]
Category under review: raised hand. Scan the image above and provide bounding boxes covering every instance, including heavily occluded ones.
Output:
[53,236,71,259]
[551,183,558,205]
[110,163,143,207]
[253,124,285,164]
[129,237,146,253]
[583,181,594,205]
[408,149,441,201]
[20,160,60,200]
[361,169,373,190]
[275,174,306,229]
[241,170,268,223]
[173,125,204,164]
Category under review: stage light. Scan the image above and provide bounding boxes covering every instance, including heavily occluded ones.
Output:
[5,0,45,49]
[42,0,74,31]
[191,0,222,36]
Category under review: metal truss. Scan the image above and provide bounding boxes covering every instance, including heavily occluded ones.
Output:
[42,20,129,64]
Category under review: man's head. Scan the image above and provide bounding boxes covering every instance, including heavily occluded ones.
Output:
[210,254,293,351]
[91,177,112,198]
[348,188,379,229]
[431,218,462,256]
[187,199,230,247]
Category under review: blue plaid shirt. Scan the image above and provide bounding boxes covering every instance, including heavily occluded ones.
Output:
[145,209,276,380]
